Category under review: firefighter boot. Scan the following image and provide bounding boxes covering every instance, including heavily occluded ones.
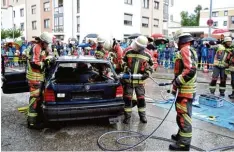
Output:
[229,91,234,99]
[139,111,147,123]
[123,112,131,124]
[169,143,190,151]
[171,134,179,141]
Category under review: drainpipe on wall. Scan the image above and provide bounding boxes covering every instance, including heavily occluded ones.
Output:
[72,0,74,38]
[25,0,27,40]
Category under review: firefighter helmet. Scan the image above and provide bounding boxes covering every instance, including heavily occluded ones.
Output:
[103,39,114,50]
[39,32,53,44]
[134,36,148,48]
[97,36,106,43]
[178,33,194,44]
[223,37,232,43]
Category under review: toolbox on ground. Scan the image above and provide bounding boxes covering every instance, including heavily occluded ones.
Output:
[198,94,224,108]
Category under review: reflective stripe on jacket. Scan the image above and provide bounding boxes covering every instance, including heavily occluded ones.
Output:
[122,49,153,84]
[213,45,230,68]
[26,44,47,81]
[173,44,198,98]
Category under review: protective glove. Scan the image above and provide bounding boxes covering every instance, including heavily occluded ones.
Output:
[172,78,181,88]
[141,72,149,80]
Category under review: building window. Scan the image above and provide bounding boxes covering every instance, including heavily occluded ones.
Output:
[231,16,234,24]
[142,17,149,28]
[124,0,132,4]
[77,0,80,13]
[170,15,173,21]
[124,13,132,26]
[154,1,159,9]
[212,11,218,17]
[224,10,228,16]
[171,0,173,6]
[54,16,64,32]
[77,16,80,32]
[44,19,50,28]
[3,0,6,5]
[213,21,218,27]
[223,21,227,26]
[154,18,159,27]
[44,2,50,11]
[143,0,149,9]
[54,0,63,7]
[20,8,24,17]
[31,5,36,14]
[20,23,24,31]
[32,21,37,30]
[13,10,15,18]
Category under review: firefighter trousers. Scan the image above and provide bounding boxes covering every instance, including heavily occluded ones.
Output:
[175,97,193,145]
[209,66,227,94]
[231,72,234,91]
[123,84,146,114]
[28,81,44,125]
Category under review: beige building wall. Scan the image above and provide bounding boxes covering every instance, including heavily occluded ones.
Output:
[140,0,163,36]
[26,0,41,41]
[40,0,53,33]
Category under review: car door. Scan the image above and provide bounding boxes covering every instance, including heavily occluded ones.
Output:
[1,56,29,94]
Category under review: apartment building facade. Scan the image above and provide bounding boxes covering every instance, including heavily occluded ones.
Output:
[200,7,234,31]
[2,0,164,42]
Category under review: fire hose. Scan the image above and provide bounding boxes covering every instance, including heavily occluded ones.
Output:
[97,74,234,151]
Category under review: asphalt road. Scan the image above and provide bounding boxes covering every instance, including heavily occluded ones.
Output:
[1,68,234,151]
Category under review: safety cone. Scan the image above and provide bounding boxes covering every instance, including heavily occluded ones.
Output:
[203,64,208,73]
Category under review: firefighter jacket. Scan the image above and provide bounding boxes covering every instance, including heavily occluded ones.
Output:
[213,44,231,68]
[26,44,48,82]
[172,43,198,99]
[95,47,106,59]
[112,44,123,69]
[122,49,153,84]
[225,46,234,71]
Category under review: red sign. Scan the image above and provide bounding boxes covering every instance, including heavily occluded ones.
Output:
[207,19,214,26]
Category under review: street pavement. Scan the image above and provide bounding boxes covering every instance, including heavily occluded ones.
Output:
[1,67,234,151]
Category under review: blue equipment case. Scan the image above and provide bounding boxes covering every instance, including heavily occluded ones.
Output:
[198,94,224,108]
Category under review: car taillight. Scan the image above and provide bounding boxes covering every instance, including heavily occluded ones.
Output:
[44,89,55,102]
[116,86,123,97]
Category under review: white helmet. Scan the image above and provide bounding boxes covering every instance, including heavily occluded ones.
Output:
[131,36,148,51]
[103,39,114,50]
[97,36,106,43]
[135,36,148,48]
[223,37,232,43]
[39,32,53,44]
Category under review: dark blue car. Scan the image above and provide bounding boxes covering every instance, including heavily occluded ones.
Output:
[1,56,124,125]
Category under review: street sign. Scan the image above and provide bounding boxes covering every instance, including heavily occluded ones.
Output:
[207,19,214,26]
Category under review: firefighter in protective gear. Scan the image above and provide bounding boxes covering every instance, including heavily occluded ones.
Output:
[170,33,197,151]
[209,37,232,96]
[104,38,123,74]
[224,37,234,98]
[122,36,153,124]
[95,36,106,59]
[26,32,53,129]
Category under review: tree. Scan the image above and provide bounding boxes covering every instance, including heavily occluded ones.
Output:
[180,5,202,26]
[194,5,202,26]
[7,28,23,39]
[1,29,9,40]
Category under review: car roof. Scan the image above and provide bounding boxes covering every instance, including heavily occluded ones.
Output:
[56,55,110,64]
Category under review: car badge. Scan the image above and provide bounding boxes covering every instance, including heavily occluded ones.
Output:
[84,85,90,91]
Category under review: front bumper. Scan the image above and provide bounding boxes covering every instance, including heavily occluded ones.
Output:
[42,101,124,122]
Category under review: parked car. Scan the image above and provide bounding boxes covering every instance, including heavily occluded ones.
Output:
[1,55,124,127]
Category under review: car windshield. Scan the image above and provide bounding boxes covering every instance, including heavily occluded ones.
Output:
[53,61,116,84]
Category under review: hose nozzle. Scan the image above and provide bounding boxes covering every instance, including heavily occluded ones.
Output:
[158,83,172,86]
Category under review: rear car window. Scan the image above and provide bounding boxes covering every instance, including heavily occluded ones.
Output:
[54,62,115,84]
